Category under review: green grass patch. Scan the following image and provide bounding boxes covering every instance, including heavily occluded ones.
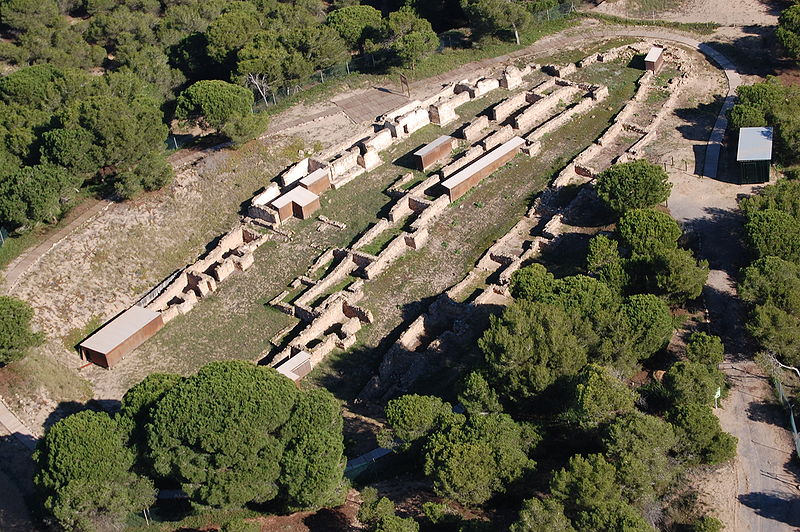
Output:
[62,315,104,352]
[283,285,307,304]
[0,230,37,271]
[310,259,335,280]
[578,12,719,34]
[401,174,427,190]
[360,226,405,256]
[0,349,93,407]
[654,68,681,88]
[647,88,670,103]
[536,37,637,65]
[396,19,577,82]
[310,277,357,308]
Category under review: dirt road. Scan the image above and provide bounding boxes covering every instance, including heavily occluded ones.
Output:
[669,173,800,531]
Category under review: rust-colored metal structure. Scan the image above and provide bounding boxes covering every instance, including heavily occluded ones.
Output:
[413,135,456,171]
[271,186,321,222]
[79,306,164,368]
[645,46,664,73]
[441,136,525,202]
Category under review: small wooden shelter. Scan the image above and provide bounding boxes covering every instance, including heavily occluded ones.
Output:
[271,187,321,222]
[413,135,456,171]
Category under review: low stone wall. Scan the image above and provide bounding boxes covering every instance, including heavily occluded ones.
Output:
[527,87,608,143]
[512,84,582,132]
[352,219,392,250]
[441,146,485,178]
[146,224,269,322]
[491,92,529,122]
[460,115,490,142]
[480,125,515,151]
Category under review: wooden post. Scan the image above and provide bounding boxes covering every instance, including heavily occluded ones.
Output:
[399,74,410,97]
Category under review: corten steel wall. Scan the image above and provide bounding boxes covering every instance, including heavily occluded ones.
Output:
[415,139,455,171]
[645,54,664,73]
[276,202,293,222]
[293,198,321,219]
[443,143,522,201]
[301,174,331,195]
[81,314,164,368]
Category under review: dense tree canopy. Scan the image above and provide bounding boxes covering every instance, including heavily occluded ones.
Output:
[422,411,539,506]
[0,295,41,365]
[594,160,672,215]
[739,180,800,364]
[685,332,725,366]
[34,410,155,531]
[569,364,635,428]
[146,361,344,510]
[326,5,382,51]
[668,403,737,465]
[479,299,588,399]
[602,411,676,504]
[617,209,682,255]
[778,3,800,60]
[461,0,532,43]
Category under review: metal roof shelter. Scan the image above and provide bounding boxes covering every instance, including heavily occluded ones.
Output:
[79,306,163,368]
[275,351,312,383]
[737,127,773,184]
[413,135,455,171]
[644,46,664,73]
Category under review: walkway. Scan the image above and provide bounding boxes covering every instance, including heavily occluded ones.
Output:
[3,199,112,292]
[0,398,37,451]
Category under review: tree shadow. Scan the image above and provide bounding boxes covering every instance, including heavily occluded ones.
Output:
[746,399,787,427]
[392,147,424,171]
[42,399,122,431]
[303,507,351,531]
[679,206,750,274]
[705,26,782,79]
[535,233,592,279]
[674,94,725,142]
[738,491,800,527]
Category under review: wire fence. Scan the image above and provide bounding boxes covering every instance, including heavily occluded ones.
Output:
[773,376,800,461]
[252,3,576,110]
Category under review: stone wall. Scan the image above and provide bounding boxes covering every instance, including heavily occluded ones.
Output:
[146,224,269,322]
[460,115,490,142]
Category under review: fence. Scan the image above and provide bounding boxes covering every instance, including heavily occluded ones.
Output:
[251,3,576,110]
[0,226,7,248]
[773,376,800,460]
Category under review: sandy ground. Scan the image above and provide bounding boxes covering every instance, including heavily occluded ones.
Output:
[595,0,781,26]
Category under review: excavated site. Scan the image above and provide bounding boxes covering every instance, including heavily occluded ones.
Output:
[108,40,692,396]
[4,36,723,439]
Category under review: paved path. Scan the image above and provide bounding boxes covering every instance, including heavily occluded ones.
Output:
[3,199,111,292]
[0,399,37,451]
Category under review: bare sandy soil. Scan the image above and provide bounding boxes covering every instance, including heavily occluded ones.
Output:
[595,0,781,26]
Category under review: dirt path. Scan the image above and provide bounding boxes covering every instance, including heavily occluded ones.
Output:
[2,199,111,291]
[668,172,800,531]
